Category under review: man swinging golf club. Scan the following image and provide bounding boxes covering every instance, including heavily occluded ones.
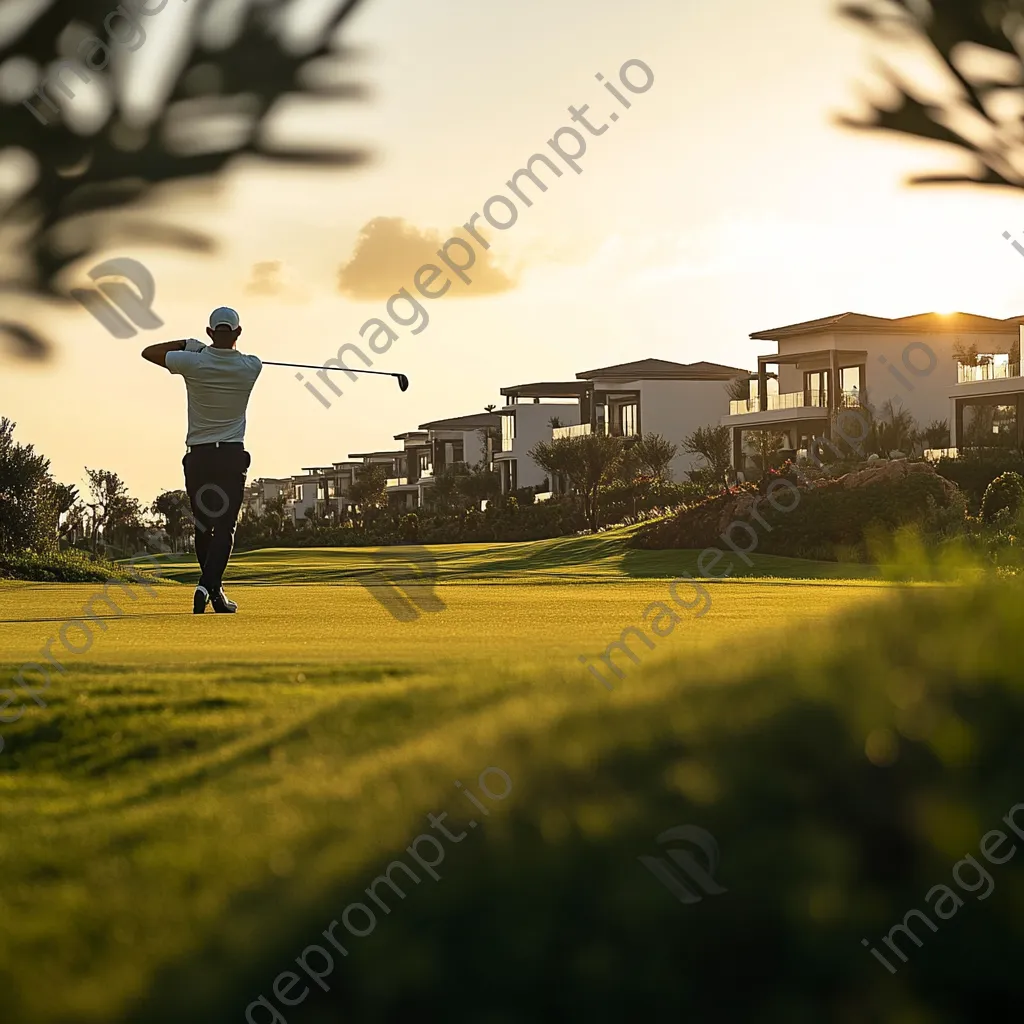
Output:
[142,306,261,614]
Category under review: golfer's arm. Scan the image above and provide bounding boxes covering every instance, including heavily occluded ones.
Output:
[141,340,188,368]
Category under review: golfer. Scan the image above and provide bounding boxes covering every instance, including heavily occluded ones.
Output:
[142,307,262,614]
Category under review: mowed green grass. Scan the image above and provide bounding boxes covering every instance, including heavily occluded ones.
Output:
[0,534,903,1023]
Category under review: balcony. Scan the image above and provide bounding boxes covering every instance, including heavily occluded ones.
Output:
[728,389,861,415]
[552,423,592,439]
[957,362,1021,384]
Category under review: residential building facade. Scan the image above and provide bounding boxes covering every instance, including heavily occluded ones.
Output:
[496,358,750,492]
[721,312,1024,468]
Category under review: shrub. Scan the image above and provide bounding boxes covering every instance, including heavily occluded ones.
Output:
[980,471,1024,524]
[0,549,158,583]
[632,464,960,562]
[935,448,1024,511]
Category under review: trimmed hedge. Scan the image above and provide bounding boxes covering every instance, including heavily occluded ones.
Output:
[236,499,588,551]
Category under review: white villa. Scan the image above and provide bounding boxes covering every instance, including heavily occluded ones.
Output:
[721,311,1024,469]
[495,357,750,493]
[250,310,1024,522]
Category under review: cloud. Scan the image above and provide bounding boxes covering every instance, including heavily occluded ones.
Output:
[244,261,309,301]
[337,216,516,300]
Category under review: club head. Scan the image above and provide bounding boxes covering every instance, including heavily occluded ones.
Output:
[396,373,409,392]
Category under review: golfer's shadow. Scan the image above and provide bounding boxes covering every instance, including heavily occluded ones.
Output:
[359,548,446,623]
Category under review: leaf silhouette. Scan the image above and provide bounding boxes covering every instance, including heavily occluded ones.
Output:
[0,0,371,360]
[838,0,1024,190]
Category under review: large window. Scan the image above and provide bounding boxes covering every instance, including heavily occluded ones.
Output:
[501,413,516,451]
[804,370,829,408]
[619,402,638,437]
[964,401,1017,447]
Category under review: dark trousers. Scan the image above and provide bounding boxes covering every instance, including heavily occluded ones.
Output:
[182,444,250,592]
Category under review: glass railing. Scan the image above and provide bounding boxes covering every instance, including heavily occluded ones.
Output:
[386,477,409,487]
[728,390,861,415]
[552,423,592,439]
[957,362,1021,383]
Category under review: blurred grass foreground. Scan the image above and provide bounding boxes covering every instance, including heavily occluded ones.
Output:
[0,547,1023,1022]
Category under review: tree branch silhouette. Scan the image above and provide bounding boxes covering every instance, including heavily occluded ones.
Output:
[0,0,371,360]
[839,0,1024,189]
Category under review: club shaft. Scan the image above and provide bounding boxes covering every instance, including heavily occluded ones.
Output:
[262,361,401,379]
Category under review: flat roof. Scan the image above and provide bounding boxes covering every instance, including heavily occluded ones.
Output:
[347,450,404,459]
[499,381,588,399]
[418,412,501,430]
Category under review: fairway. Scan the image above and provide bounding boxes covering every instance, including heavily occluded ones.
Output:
[0,537,905,1024]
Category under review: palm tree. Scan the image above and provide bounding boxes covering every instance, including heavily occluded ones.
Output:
[682,424,732,487]
[921,419,951,450]
[0,0,370,361]
[874,399,917,455]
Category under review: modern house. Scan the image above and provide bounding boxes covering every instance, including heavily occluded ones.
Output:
[947,318,1024,448]
[417,411,500,484]
[244,477,291,517]
[347,449,407,501]
[495,358,750,492]
[495,381,585,492]
[721,311,1024,468]
[387,431,431,509]
[302,461,362,519]
[289,466,334,523]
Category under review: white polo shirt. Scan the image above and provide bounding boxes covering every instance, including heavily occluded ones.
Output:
[165,344,262,446]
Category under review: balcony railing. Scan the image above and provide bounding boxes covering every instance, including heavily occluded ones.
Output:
[957,362,1021,384]
[552,423,592,439]
[728,389,861,415]
[386,476,409,487]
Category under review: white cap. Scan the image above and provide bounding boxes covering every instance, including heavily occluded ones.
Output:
[209,306,240,330]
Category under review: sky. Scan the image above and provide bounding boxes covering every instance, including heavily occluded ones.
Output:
[5,0,1024,503]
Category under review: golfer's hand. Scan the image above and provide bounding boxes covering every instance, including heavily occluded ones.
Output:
[183,338,206,353]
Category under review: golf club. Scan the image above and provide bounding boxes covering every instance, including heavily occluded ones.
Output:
[262,360,410,392]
